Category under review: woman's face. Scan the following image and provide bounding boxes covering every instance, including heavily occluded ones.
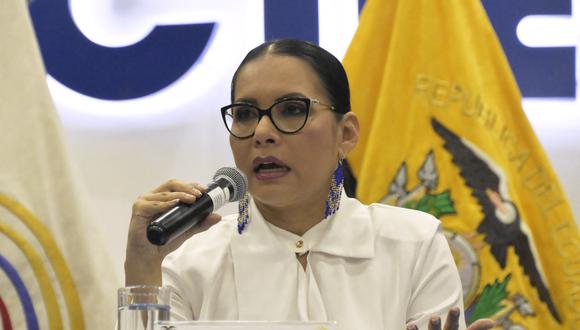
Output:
[229,54,356,210]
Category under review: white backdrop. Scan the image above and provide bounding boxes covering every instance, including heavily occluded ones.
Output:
[43,0,579,286]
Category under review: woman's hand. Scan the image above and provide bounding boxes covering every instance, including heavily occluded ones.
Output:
[406,308,496,330]
[124,179,222,286]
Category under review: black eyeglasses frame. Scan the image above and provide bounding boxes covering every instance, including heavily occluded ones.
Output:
[220,97,335,139]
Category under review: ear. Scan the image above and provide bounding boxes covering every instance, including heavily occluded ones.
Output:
[338,112,359,158]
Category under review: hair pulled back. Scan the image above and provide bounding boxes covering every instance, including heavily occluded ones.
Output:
[230,39,351,115]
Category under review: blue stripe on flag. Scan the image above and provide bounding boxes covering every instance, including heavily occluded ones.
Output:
[0,253,39,330]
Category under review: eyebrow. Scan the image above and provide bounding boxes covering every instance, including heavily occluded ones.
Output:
[234,92,307,105]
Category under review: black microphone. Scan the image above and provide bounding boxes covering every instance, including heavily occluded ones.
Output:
[146,167,248,246]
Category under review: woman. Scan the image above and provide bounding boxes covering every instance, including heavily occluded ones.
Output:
[125,39,494,330]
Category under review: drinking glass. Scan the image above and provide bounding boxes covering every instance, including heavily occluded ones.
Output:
[117,286,170,330]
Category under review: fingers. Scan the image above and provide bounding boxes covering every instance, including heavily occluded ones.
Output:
[132,198,180,219]
[141,191,200,203]
[408,310,494,330]
[443,307,460,330]
[406,317,442,330]
[428,316,442,330]
[133,180,205,220]
[152,179,206,194]
[467,319,496,330]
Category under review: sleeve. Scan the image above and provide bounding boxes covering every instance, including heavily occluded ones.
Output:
[405,224,466,329]
[162,259,196,321]
[160,217,236,321]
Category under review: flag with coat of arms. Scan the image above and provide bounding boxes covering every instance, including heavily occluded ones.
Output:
[343,0,580,328]
[0,0,118,328]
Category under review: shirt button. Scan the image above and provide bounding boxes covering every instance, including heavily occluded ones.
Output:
[296,239,304,248]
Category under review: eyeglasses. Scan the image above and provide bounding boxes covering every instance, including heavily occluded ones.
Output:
[220,97,336,139]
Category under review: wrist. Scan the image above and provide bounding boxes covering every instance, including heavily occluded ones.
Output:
[124,256,163,287]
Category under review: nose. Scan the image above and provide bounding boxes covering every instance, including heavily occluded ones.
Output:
[253,114,278,145]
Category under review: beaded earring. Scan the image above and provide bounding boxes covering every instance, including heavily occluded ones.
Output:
[237,193,250,234]
[324,159,344,218]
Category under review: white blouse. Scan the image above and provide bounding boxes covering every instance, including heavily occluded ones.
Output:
[162,193,466,329]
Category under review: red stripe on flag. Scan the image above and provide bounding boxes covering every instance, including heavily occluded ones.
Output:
[0,294,13,330]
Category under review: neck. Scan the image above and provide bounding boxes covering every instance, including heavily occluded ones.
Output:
[254,192,327,236]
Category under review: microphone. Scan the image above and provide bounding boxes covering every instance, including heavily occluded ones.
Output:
[146,167,248,246]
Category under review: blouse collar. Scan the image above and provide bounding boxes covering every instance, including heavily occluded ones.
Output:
[265,216,329,256]
[311,191,375,259]
[232,191,375,260]
[229,192,375,319]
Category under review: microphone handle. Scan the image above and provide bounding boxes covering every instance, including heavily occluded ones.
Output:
[147,193,214,246]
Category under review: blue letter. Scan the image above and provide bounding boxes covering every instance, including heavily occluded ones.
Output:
[29,0,215,100]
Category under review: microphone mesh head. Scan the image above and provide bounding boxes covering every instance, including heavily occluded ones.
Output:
[213,167,248,202]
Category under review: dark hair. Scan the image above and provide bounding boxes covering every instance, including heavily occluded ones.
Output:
[230,39,351,115]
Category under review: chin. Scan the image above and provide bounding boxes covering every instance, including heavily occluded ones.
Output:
[250,184,293,206]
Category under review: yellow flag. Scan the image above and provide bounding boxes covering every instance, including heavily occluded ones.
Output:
[343,0,580,328]
[0,1,117,329]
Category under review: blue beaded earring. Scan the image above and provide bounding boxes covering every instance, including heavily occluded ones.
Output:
[237,193,250,234]
[324,159,344,218]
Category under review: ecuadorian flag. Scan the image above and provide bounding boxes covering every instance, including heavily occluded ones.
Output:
[0,1,117,328]
[343,0,580,328]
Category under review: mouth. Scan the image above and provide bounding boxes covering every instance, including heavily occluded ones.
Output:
[252,156,291,177]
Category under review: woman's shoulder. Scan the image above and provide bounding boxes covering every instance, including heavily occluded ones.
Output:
[350,197,441,242]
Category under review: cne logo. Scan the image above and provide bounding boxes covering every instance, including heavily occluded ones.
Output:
[29,0,215,101]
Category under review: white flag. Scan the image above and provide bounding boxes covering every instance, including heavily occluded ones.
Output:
[0,1,118,329]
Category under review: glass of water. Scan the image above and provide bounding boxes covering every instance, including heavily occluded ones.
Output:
[117,286,170,330]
